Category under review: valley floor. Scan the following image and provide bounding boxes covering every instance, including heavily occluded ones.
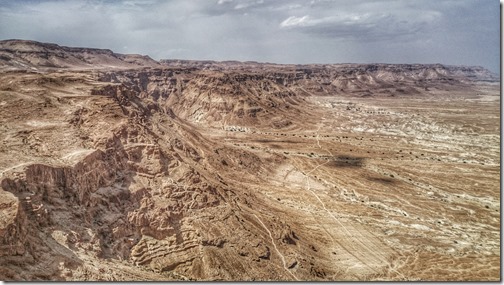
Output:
[201,86,500,280]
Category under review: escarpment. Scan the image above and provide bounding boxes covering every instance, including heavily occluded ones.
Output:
[0,68,319,281]
[94,70,309,130]
[0,40,500,281]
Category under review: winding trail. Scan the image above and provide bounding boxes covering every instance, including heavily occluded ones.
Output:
[253,214,299,281]
[300,119,406,279]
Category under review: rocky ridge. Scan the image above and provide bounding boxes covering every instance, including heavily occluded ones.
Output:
[0,40,160,71]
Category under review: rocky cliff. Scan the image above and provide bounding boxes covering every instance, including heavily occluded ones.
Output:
[0,40,160,71]
[0,40,499,281]
[0,62,320,280]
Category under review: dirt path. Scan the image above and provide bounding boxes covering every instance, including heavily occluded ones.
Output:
[253,214,299,281]
[298,119,406,279]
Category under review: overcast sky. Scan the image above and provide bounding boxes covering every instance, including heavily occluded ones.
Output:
[0,0,500,73]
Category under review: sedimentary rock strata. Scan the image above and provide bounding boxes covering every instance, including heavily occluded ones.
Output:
[0,40,499,281]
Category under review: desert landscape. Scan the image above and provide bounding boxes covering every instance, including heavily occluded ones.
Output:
[0,40,500,281]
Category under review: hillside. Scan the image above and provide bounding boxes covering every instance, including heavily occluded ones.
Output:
[0,40,500,281]
[0,40,160,71]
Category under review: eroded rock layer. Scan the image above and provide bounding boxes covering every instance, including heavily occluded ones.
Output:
[0,40,500,281]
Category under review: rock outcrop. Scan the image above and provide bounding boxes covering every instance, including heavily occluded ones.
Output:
[0,40,499,281]
[0,39,160,71]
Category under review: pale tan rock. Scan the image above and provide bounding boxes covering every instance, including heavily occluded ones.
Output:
[0,40,499,281]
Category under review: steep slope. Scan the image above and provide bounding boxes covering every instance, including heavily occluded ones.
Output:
[160,60,499,90]
[0,41,500,281]
[96,69,312,130]
[0,68,327,281]
[0,40,160,71]
[95,62,498,131]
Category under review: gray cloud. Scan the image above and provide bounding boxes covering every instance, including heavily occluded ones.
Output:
[0,0,499,73]
[279,12,437,41]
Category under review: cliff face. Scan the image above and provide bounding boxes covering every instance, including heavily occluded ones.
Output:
[91,61,497,131]
[0,40,160,71]
[0,62,314,280]
[0,40,500,281]
[0,109,297,280]
[94,69,309,130]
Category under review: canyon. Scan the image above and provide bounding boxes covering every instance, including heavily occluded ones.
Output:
[0,40,500,281]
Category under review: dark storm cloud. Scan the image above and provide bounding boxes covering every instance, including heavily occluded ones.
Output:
[0,0,499,73]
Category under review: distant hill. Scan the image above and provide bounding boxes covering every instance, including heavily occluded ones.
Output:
[0,39,160,71]
[0,39,498,84]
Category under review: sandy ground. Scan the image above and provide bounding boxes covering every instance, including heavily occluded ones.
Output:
[200,86,500,280]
